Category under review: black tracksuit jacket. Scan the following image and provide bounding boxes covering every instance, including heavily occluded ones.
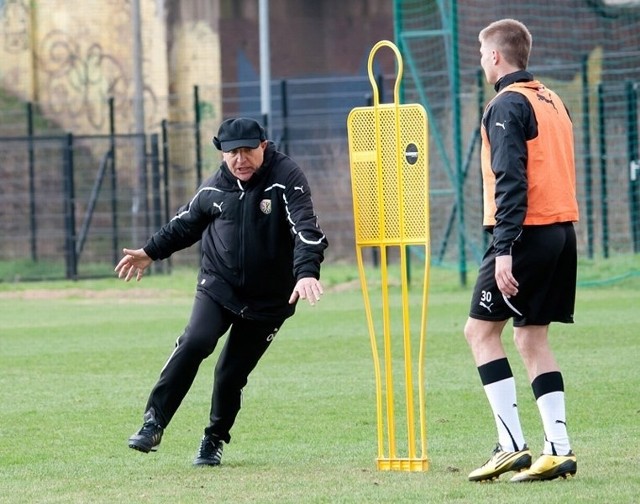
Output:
[143,142,328,322]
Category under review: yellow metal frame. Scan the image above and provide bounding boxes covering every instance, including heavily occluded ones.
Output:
[347,40,430,472]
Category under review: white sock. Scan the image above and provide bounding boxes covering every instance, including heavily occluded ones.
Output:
[484,377,526,452]
[536,391,571,455]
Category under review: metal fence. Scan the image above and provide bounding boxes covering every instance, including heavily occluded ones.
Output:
[0,72,638,281]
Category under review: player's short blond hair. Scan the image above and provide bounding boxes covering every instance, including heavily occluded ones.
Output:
[479,18,532,70]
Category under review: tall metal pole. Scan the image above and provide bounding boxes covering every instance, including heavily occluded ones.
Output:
[131,0,146,245]
[259,0,271,131]
[28,1,39,102]
[131,0,145,138]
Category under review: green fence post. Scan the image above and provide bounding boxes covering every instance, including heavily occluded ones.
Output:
[108,97,119,267]
[581,55,594,259]
[27,102,38,262]
[451,0,466,286]
[597,83,609,259]
[63,133,77,280]
[161,118,172,273]
[194,85,203,188]
[626,81,640,253]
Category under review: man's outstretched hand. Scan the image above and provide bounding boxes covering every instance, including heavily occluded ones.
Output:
[115,248,153,282]
[289,277,324,306]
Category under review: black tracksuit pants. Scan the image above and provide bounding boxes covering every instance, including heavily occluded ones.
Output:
[145,288,285,443]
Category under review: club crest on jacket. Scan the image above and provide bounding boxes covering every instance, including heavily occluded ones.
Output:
[259,199,272,214]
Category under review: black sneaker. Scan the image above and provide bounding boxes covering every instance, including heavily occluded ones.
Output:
[193,434,224,466]
[128,409,164,453]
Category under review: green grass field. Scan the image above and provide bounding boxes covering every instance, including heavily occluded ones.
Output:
[0,261,638,503]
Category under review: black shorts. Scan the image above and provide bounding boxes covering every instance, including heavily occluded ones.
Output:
[469,223,577,326]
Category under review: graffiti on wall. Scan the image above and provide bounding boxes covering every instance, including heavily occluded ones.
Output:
[37,29,158,131]
[0,0,161,132]
[0,0,219,134]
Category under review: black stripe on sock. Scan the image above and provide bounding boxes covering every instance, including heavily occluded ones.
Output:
[531,371,564,400]
[477,358,513,386]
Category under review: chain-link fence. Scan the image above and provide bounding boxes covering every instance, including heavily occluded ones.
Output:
[0,77,378,280]
[1,67,638,281]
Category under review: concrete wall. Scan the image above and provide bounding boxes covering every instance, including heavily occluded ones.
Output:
[0,0,222,133]
[0,0,393,135]
[219,0,394,83]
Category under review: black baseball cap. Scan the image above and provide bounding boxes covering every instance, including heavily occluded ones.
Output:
[213,117,267,152]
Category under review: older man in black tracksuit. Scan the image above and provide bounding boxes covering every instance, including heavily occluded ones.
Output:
[115,117,328,467]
